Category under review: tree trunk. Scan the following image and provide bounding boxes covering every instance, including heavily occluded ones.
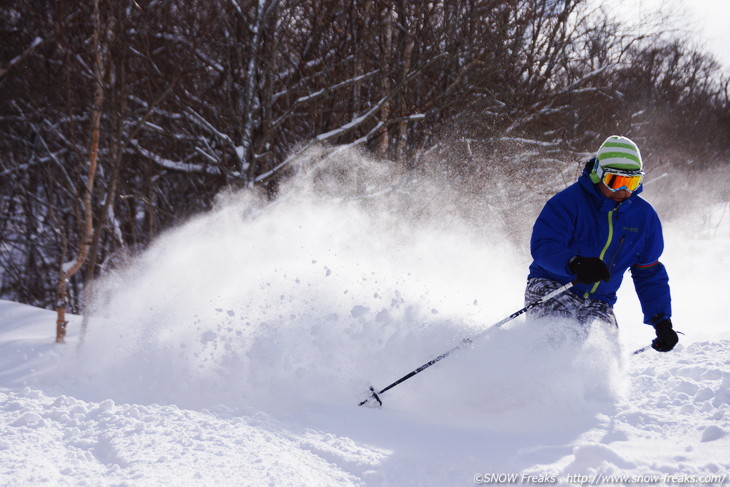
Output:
[376,4,393,158]
[55,0,105,343]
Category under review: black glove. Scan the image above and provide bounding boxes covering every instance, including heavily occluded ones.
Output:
[652,319,678,352]
[567,256,611,284]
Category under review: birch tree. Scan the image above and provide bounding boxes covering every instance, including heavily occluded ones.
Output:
[55,0,108,343]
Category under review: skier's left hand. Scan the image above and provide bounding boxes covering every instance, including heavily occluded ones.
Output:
[652,319,678,352]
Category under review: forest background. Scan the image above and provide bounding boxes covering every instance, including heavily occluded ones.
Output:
[1,0,729,337]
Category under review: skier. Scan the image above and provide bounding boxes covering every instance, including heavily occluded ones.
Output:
[525,135,678,352]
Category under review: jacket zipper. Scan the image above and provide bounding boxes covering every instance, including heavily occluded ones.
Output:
[585,208,615,299]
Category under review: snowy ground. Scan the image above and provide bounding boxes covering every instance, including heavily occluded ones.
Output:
[1,158,729,486]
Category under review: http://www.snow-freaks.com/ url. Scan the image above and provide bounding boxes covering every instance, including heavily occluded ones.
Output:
[473,472,728,485]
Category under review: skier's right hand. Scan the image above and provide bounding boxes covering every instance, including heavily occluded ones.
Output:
[567,256,611,284]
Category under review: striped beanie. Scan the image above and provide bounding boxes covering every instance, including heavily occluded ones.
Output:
[590,135,642,183]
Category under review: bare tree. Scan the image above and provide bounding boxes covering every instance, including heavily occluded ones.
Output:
[54,0,108,343]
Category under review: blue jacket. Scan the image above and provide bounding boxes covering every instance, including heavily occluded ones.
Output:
[528,170,671,325]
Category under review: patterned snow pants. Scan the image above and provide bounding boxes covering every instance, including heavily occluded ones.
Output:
[524,277,618,328]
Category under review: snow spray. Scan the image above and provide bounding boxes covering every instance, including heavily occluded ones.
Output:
[64,147,626,430]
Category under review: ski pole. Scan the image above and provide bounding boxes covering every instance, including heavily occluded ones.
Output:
[358,281,576,407]
[632,331,683,355]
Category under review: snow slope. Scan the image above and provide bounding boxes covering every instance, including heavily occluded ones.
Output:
[1,154,729,486]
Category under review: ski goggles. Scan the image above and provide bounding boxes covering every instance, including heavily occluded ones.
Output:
[595,165,644,192]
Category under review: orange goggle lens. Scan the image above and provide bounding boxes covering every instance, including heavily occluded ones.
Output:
[601,171,643,192]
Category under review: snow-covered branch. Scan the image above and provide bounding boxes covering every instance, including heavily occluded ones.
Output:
[0,37,43,78]
[130,140,224,176]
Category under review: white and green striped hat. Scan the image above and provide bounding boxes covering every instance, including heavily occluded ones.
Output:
[590,135,642,183]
